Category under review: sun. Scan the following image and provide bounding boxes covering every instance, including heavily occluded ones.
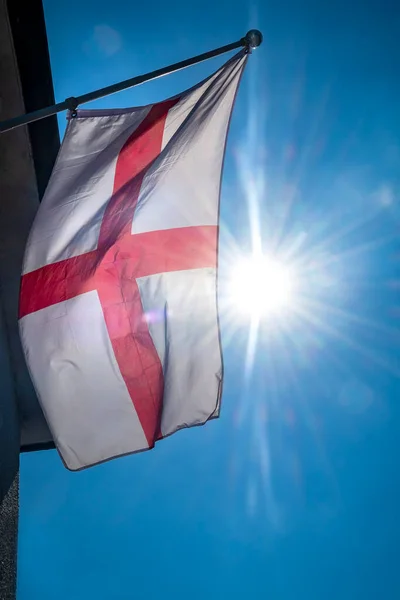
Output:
[228,254,295,319]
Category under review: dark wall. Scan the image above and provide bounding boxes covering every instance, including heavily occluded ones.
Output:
[0,0,59,595]
[4,0,60,452]
[7,0,60,200]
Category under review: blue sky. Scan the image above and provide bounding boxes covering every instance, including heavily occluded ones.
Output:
[18,1,400,599]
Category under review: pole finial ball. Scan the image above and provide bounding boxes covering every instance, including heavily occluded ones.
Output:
[245,29,263,49]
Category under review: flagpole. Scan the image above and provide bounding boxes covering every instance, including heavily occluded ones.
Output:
[0,30,262,134]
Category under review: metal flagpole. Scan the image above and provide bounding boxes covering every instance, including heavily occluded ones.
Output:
[0,30,262,134]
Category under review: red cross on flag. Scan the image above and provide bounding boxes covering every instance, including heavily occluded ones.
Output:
[18,50,247,471]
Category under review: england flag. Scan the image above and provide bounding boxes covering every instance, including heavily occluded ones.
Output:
[19,50,247,470]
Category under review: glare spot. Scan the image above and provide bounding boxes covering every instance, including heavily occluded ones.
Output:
[376,184,394,207]
[339,379,374,413]
[85,25,122,57]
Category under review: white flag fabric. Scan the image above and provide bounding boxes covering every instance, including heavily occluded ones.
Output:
[19,50,247,470]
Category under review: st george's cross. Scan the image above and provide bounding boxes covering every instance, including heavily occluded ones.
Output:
[18,51,246,471]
